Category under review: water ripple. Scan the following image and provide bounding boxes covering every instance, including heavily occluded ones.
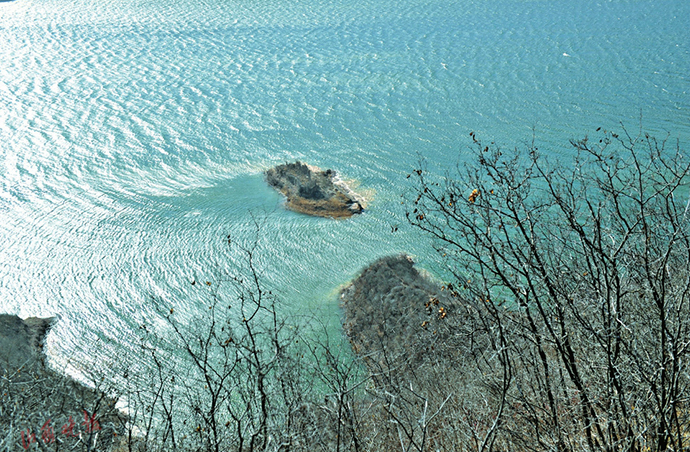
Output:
[1,0,689,377]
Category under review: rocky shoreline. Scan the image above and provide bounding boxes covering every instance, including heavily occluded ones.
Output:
[0,315,123,450]
[340,255,463,379]
[3,256,459,450]
[266,161,364,218]
[0,314,55,371]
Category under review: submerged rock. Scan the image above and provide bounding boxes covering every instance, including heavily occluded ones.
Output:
[266,161,364,218]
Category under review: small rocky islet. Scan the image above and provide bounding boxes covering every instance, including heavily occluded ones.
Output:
[340,255,462,374]
[265,161,364,218]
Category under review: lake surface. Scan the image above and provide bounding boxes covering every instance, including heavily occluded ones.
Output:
[1,0,688,374]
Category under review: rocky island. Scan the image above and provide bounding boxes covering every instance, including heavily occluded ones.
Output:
[340,255,464,377]
[266,161,364,218]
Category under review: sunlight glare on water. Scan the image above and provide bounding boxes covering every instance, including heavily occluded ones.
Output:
[1,0,688,374]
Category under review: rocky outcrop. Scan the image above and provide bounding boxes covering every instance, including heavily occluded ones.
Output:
[340,255,463,378]
[1,315,123,449]
[266,161,364,218]
[0,314,55,372]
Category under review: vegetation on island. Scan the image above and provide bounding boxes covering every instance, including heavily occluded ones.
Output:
[2,126,689,452]
[266,161,364,218]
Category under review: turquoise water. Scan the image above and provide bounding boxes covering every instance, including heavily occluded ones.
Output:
[1,0,689,371]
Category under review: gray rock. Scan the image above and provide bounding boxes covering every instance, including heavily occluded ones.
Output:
[0,314,125,448]
[0,314,55,372]
[266,161,364,218]
[340,255,463,379]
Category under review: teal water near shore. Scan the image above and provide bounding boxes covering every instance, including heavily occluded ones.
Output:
[1,0,689,373]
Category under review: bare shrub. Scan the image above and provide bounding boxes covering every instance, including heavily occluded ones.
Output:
[407,127,690,451]
[1,315,124,452]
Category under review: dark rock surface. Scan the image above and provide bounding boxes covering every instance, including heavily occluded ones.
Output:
[266,161,364,218]
[340,255,463,377]
[0,314,55,372]
[1,315,124,449]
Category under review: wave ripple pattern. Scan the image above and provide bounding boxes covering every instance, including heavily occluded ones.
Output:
[1,0,688,372]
